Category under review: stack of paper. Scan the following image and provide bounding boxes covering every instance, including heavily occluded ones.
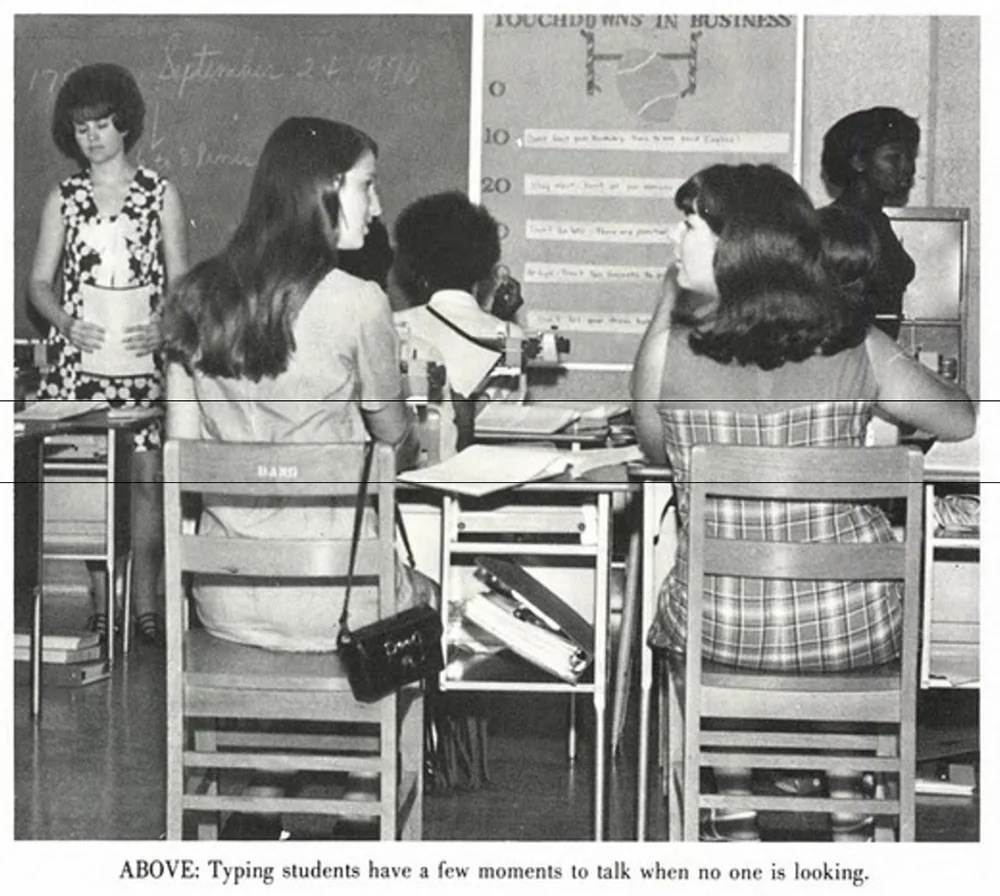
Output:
[474,403,581,436]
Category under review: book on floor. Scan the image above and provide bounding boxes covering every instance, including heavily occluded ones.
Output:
[14,644,103,664]
[41,660,110,688]
[13,630,100,651]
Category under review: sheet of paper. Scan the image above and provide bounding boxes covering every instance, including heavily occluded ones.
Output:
[398,444,571,497]
[15,399,108,423]
[475,402,580,435]
[80,283,156,378]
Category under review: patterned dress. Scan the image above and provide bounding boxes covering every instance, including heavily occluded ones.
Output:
[645,331,903,673]
[38,166,169,450]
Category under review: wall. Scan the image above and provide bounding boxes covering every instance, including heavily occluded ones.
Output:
[802,15,980,398]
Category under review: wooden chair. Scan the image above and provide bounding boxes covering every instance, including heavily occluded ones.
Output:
[641,445,922,841]
[164,440,424,840]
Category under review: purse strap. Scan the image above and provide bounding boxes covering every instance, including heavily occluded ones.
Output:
[338,441,376,634]
[395,505,416,570]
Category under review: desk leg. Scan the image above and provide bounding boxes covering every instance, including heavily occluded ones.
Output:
[611,517,641,757]
[105,427,117,668]
[23,439,46,720]
[592,492,611,842]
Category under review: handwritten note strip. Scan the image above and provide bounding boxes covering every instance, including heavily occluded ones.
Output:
[524,262,665,284]
[524,174,684,199]
[527,310,653,334]
[523,129,791,154]
[526,219,673,244]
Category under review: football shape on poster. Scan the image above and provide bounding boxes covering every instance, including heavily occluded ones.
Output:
[616,47,683,122]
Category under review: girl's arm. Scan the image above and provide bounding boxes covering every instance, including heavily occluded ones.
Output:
[125,181,189,356]
[29,187,105,352]
[631,325,670,465]
[161,181,190,283]
[165,361,201,440]
[866,329,976,441]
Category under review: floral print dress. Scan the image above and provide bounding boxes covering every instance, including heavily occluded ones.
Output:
[38,166,168,450]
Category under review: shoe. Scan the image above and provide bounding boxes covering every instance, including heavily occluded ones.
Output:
[756,771,825,797]
[830,814,875,842]
[135,612,166,647]
[700,809,761,842]
[220,813,289,840]
[86,613,122,648]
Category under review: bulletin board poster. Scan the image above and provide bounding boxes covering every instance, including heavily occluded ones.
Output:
[479,13,800,375]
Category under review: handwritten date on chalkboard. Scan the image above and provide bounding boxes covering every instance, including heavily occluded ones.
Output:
[28,39,422,102]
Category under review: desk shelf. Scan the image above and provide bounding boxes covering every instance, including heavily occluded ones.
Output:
[921,481,980,690]
[437,485,613,840]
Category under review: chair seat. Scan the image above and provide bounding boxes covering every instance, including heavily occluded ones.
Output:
[184,629,353,692]
[700,658,902,693]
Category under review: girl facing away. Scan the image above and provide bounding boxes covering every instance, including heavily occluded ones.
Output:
[29,63,189,647]
[631,163,974,842]
[163,116,426,653]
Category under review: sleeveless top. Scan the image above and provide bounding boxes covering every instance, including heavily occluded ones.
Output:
[646,329,902,672]
[38,166,169,449]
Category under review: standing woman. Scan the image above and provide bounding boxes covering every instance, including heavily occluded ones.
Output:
[821,106,920,339]
[29,63,189,647]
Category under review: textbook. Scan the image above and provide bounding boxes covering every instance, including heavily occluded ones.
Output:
[463,557,595,683]
[14,630,100,651]
[41,660,110,688]
[14,644,103,665]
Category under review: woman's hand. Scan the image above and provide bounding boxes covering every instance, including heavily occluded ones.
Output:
[123,318,163,356]
[63,317,106,353]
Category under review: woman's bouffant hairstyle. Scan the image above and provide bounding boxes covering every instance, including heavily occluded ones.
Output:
[821,106,921,192]
[52,64,146,166]
[671,164,864,370]
[163,117,377,381]
[392,191,501,306]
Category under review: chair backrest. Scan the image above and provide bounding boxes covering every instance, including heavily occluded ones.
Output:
[684,444,923,685]
[163,439,397,650]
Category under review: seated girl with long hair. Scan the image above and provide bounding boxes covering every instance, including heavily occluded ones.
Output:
[163,117,428,654]
[631,163,975,841]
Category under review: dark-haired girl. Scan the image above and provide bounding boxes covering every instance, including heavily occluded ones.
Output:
[632,163,974,841]
[29,63,189,647]
[821,106,921,339]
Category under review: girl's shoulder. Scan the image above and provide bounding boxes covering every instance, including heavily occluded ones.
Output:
[134,166,169,196]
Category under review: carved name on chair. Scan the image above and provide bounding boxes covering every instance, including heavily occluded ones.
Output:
[255,463,300,481]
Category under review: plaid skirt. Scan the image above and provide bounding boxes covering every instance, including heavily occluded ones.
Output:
[647,401,903,672]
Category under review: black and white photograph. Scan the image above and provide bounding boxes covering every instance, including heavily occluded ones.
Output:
[5,2,990,891]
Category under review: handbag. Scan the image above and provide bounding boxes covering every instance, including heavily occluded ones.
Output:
[337,443,444,703]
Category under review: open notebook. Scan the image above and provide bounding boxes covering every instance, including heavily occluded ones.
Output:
[398,443,644,497]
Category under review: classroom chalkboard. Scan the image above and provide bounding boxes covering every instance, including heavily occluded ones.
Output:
[14,14,472,337]
[478,14,799,399]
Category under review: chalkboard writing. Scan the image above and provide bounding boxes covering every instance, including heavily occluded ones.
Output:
[14,15,471,336]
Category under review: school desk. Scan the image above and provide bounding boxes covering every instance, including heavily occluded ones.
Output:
[15,407,161,718]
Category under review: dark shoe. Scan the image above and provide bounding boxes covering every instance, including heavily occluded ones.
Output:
[220,813,289,840]
[86,613,121,648]
[135,612,166,648]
